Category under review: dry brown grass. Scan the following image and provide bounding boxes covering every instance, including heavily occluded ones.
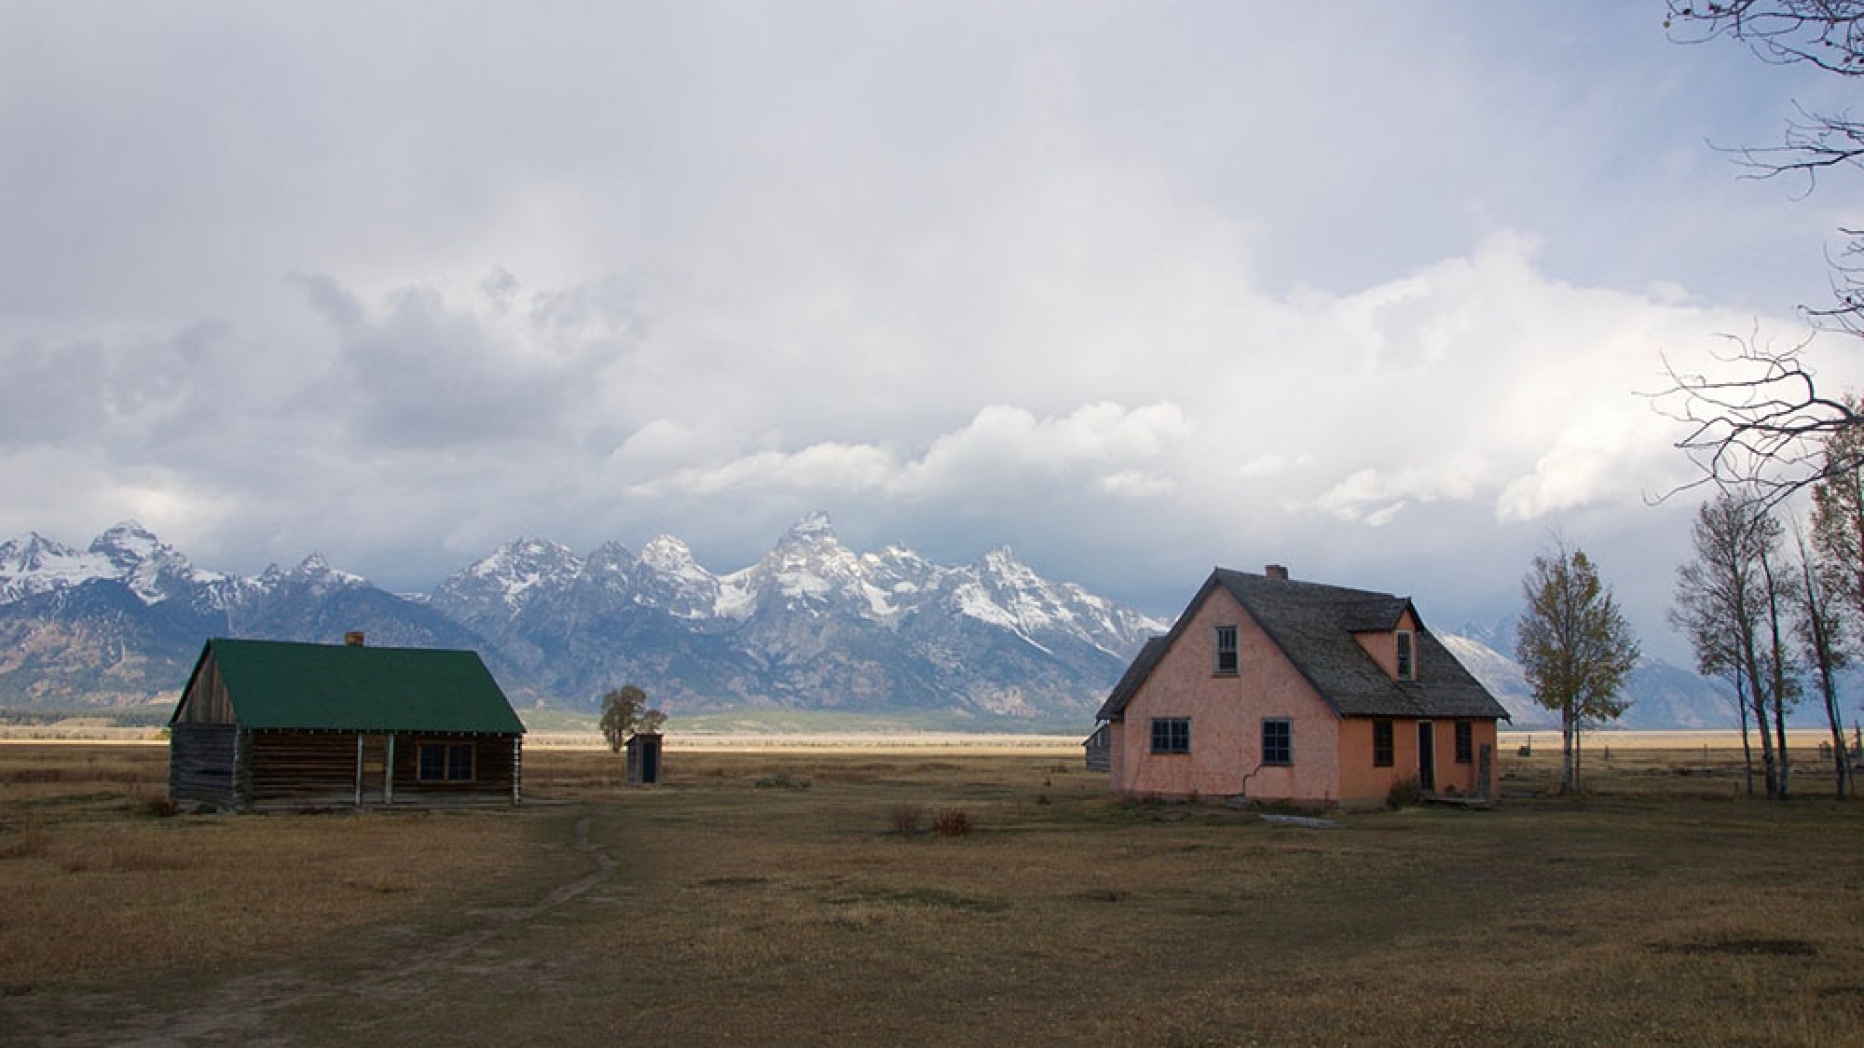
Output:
[0,743,560,992]
[3,742,1862,1046]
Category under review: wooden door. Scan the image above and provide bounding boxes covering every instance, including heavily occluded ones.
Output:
[1417,722,1436,793]
[358,734,389,803]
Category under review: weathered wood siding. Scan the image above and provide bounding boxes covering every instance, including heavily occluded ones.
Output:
[248,731,359,807]
[173,654,233,725]
[392,733,519,800]
[169,723,240,807]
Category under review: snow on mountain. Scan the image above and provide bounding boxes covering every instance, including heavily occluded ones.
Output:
[938,547,1169,658]
[0,514,1204,726]
[0,532,113,601]
[0,520,233,607]
[434,538,582,619]
[720,512,893,622]
[1440,633,1551,727]
[634,536,724,619]
[1439,630,1752,730]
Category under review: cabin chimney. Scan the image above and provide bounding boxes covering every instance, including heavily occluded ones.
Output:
[344,631,366,647]
[1264,564,1289,581]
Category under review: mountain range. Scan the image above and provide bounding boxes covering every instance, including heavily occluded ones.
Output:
[0,515,1167,729]
[0,516,1765,731]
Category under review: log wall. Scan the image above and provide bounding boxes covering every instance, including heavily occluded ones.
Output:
[169,723,240,807]
[174,726,522,809]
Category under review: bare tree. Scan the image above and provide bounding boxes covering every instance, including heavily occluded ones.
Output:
[1757,532,1803,798]
[1807,406,1864,793]
[1658,331,1861,508]
[1658,3,1864,498]
[1789,520,1852,797]
[1672,493,1783,793]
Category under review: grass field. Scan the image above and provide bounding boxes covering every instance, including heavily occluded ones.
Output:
[1,741,1861,1046]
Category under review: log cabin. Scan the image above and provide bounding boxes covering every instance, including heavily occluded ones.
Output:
[168,635,525,810]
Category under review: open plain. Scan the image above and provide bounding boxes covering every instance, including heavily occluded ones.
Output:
[1,739,1861,1046]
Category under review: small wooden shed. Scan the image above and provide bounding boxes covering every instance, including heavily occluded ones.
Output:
[168,637,526,810]
[625,731,663,785]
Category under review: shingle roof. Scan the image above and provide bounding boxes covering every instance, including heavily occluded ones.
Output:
[176,638,526,734]
[1098,568,1509,722]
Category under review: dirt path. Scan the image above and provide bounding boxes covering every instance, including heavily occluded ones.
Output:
[12,809,621,1047]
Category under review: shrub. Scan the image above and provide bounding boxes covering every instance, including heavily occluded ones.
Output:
[889,804,927,835]
[1386,777,1425,810]
[754,772,811,789]
[1035,792,1051,806]
[932,807,972,837]
[143,795,179,819]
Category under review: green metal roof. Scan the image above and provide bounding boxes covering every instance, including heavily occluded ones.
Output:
[183,638,526,734]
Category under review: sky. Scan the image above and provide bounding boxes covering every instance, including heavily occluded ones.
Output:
[5,1,1864,663]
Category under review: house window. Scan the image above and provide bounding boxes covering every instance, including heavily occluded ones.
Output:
[1395,630,1416,681]
[1454,721,1473,764]
[1213,625,1238,675]
[1151,718,1191,754]
[1373,720,1394,767]
[418,742,475,782]
[1262,719,1292,766]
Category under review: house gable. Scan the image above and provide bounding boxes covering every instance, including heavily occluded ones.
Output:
[1107,583,1342,800]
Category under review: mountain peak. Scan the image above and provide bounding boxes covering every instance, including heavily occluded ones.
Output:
[785,511,836,540]
[89,519,166,567]
[641,534,700,572]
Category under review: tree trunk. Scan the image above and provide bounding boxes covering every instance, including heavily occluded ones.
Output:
[1825,694,1849,800]
[1772,695,1791,801]
[1734,672,1755,797]
[1560,699,1578,795]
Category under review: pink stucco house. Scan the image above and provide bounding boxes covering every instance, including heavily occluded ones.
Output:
[1096,566,1508,808]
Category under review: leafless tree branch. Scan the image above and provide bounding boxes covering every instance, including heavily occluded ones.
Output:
[1650,329,1864,507]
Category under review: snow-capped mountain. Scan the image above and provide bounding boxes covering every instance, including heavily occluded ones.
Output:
[1439,631,1761,731]
[0,515,1168,726]
[0,521,239,608]
[422,512,1170,722]
[0,516,1793,730]
[0,524,480,710]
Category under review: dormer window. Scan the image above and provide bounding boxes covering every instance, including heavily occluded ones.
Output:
[1395,630,1416,681]
[1214,625,1238,675]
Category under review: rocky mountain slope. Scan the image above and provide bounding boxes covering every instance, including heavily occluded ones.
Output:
[0,517,1790,730]
[0,516,1168,728]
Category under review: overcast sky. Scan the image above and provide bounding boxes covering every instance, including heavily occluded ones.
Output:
[5,2,1863,661]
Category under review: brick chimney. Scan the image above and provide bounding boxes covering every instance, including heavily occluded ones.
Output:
[1264,564,1289,581]
[344,631,366,647]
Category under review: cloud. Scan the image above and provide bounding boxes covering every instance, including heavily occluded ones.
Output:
[5,0,1861,661]
[628,401,1187,502]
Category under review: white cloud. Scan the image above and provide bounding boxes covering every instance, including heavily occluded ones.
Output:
[3,0,1860,658]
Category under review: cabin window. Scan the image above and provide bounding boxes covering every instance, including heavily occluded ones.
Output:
[418,743,475,782]
[1372,720,1394,767]
[1454,721,1473,764]
[1261,719,1292,766]
[1395,630,1416,681]
[1151,718,1191,755]
[1213,625,1238,675]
